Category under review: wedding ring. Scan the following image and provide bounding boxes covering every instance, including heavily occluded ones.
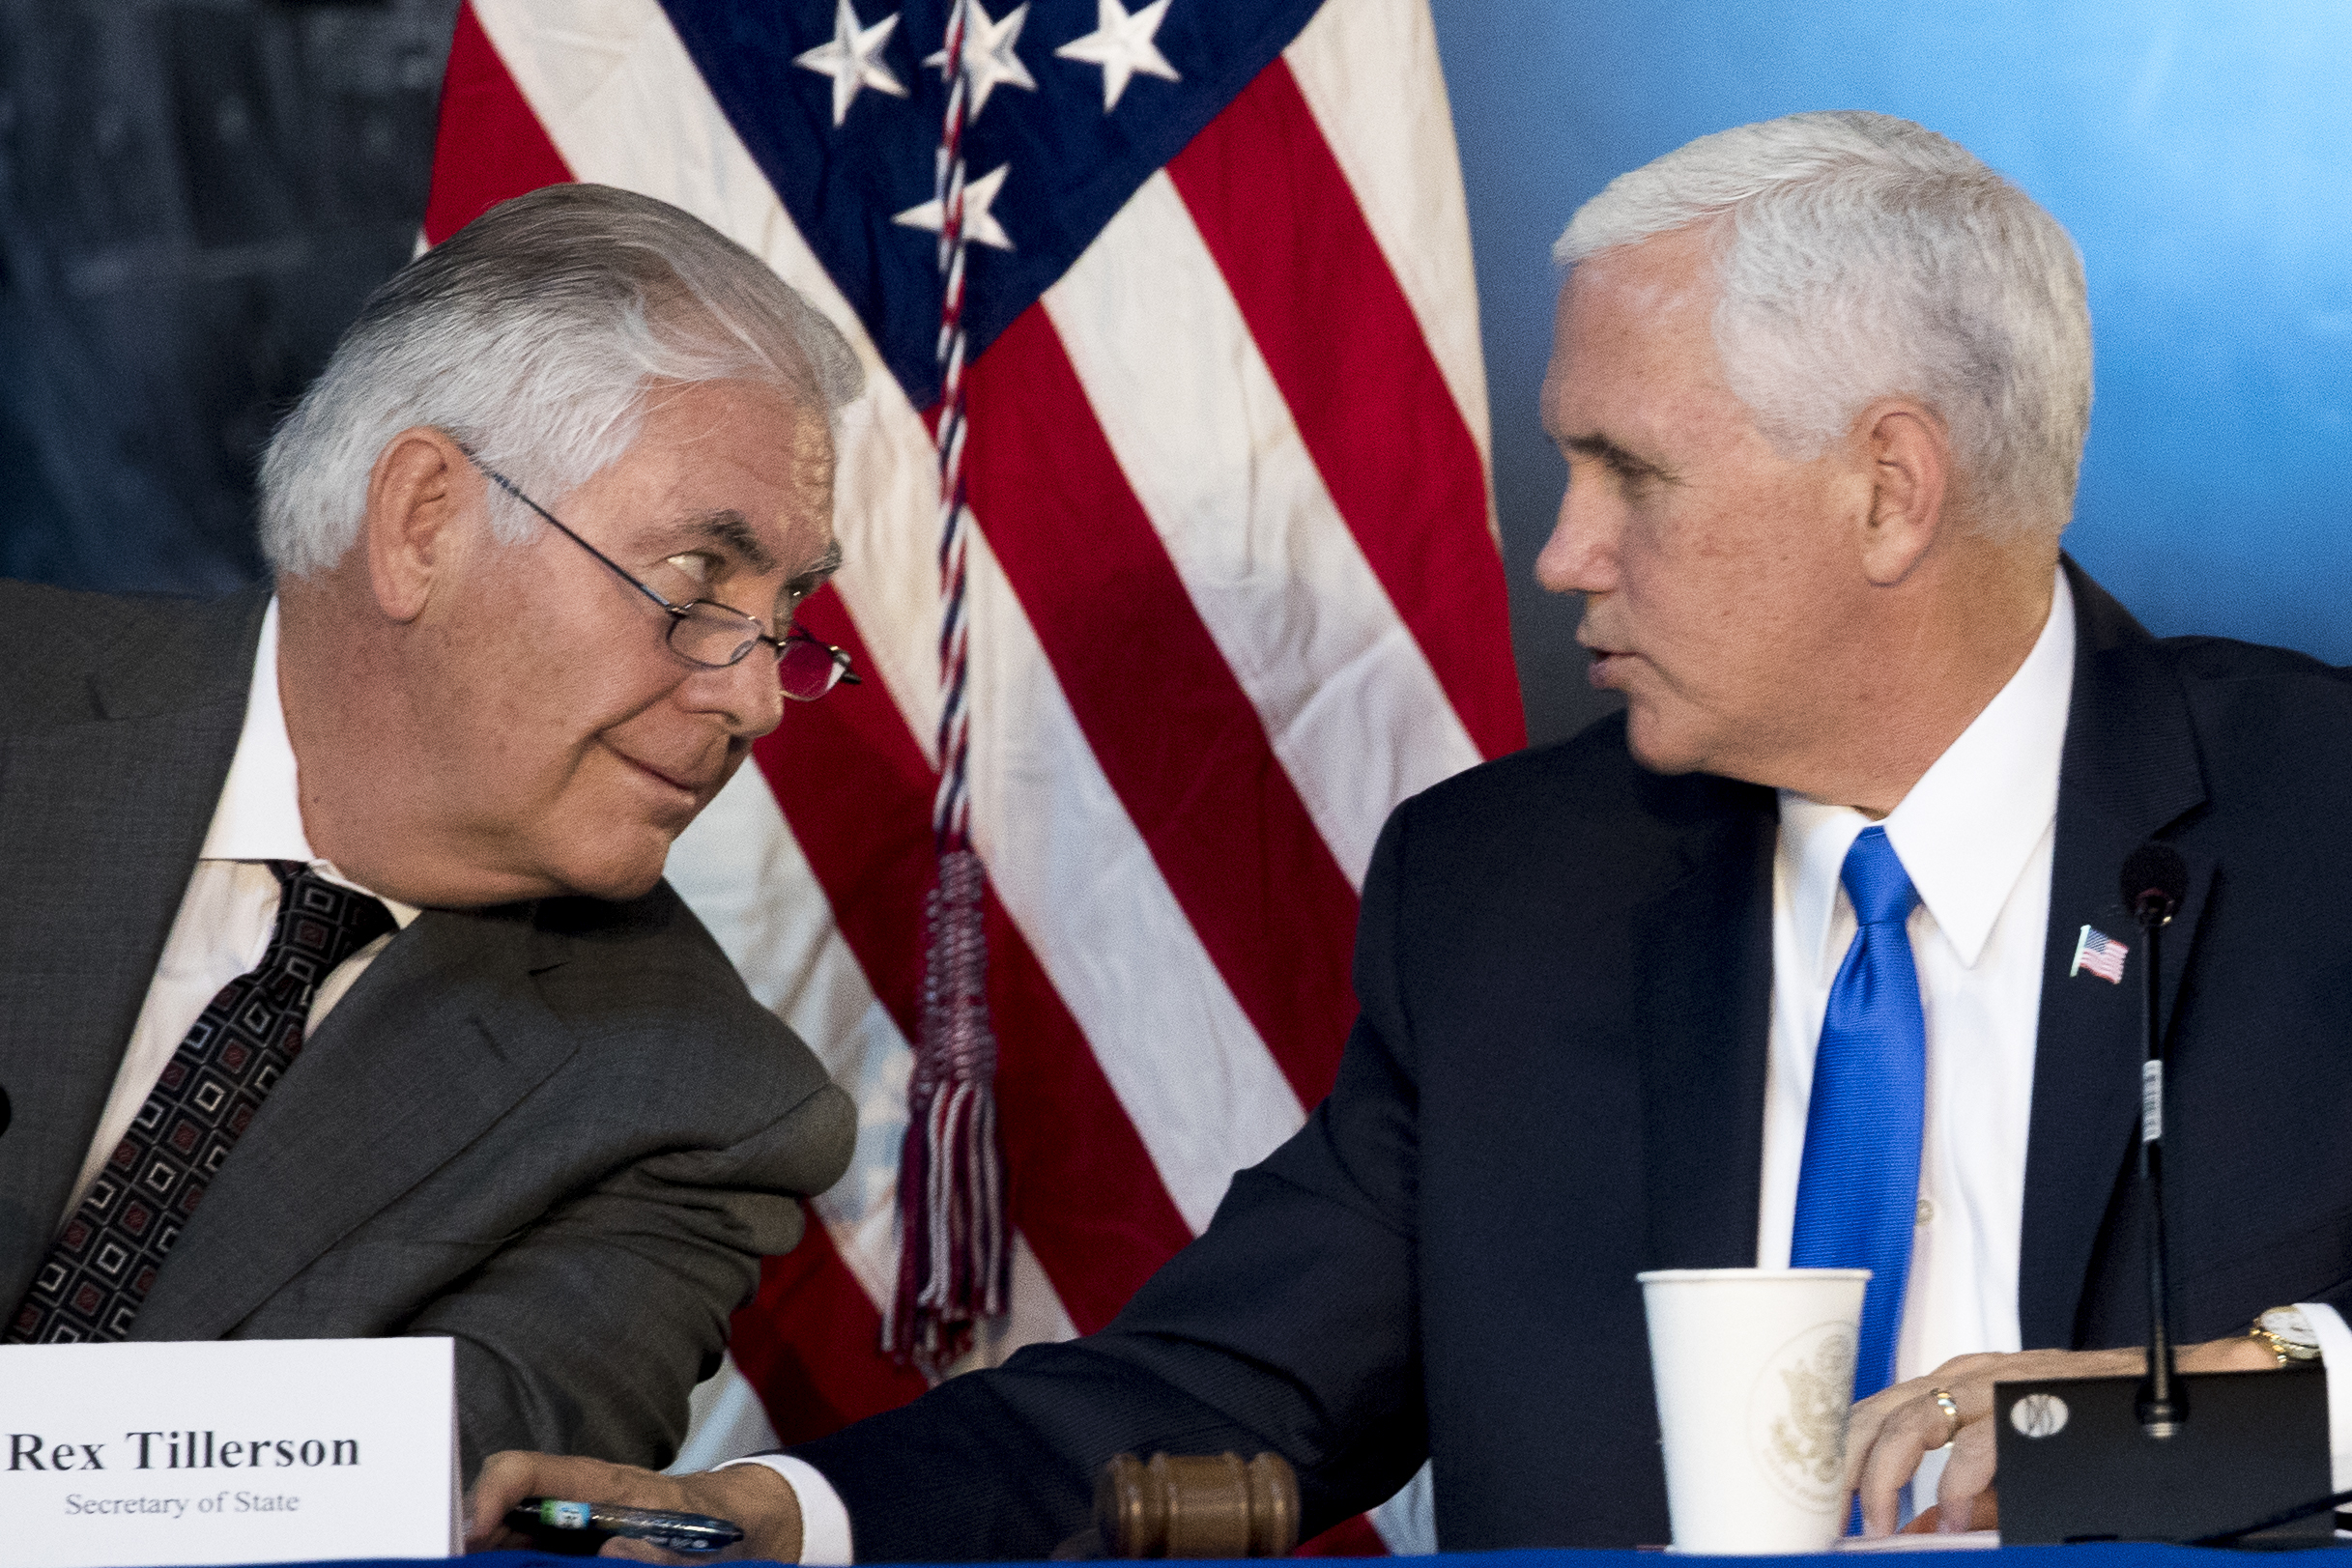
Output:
[1929,1386,1962,1449]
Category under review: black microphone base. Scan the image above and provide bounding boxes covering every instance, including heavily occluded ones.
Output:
[1995,1363,2330,1547]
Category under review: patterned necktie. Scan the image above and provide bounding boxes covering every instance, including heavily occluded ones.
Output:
[8,862,394,1344]
[1790,825,1926,1403]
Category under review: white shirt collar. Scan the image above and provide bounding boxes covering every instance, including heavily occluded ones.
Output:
[1778,568,2076,972]
[197,597,420,927]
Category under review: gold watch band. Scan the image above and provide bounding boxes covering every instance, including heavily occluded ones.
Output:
[2249,1307,2324,1365]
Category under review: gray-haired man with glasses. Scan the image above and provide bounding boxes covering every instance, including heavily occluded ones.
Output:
[0,185,862,1478]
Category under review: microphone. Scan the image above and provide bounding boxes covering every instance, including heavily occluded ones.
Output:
[2122,843,2188,928]
[1997,840,2329,1544]
[2123,842,2190,1438]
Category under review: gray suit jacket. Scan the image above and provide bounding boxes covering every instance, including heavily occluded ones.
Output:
[0,580,856,1476]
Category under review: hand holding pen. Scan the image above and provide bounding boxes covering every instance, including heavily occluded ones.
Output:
[506,1497,745,1554]
[468,1450,807,1561]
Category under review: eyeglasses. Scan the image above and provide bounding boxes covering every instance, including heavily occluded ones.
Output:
[468,456,858,702]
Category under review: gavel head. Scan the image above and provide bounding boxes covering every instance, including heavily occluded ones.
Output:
[1094,1451,1301,1558]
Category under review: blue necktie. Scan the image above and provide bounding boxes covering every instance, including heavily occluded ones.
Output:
[1790,825,1925,1404]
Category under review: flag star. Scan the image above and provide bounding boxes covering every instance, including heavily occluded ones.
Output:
[1054,0,1180,112]
[794,0,908,128]
[894,162,1016,251]
[924,1,1038,122]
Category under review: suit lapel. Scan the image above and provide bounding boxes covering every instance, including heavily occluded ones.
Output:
[1636,785,1778,1269]
[0,597,260,1307]
[2017,562,2211,1347]
[132,903,584,1339]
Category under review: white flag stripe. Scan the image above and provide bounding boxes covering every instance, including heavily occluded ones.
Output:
[666,762,881,1077]
[1283,0,1494,485]
[471,0,948,764]
[963,527,1309,1233]
[1044,171,1481,887]
[668,1352,785,1474]
[974,1233,1083,1364]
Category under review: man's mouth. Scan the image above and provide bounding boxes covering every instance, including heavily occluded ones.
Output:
[611,747,715,801]
[1580,641,1632,691]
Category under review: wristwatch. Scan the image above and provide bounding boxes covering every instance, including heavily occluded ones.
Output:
[2249,1305,2324,1365]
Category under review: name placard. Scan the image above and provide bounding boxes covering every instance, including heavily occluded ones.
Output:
[0,1337,456,1566]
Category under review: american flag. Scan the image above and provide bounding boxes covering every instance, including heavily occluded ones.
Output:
[2072,924,2129,984]
[425,0,1517,1549]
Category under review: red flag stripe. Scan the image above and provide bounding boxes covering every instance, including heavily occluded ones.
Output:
[423,3,574,244]
[729,1212,932,1445]
[1038,172,1484,891]
[1165,59,1523,761]
[760,592,1194,1331]
[978,893,1188,1332]
[963,307,1362,1110]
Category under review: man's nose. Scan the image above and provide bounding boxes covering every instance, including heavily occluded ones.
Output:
[687,650,787,739]
[1535,474,1620,596]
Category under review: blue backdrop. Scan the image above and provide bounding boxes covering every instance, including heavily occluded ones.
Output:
[1431,0,2352,745]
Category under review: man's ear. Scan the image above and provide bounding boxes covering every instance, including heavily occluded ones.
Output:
[362,428,477,622]
[1855,400,1952,586]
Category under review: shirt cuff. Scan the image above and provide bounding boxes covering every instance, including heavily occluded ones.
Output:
[2291,1301,2352,1492]
[718,1454,856,1563]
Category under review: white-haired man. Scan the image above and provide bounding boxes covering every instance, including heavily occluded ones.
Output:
[470,113,2352,1555]
[0,185,861,1477]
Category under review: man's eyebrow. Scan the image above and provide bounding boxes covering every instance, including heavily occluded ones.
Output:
[785,537,845,600]
[1562,433,1678,483]
[662,510,778,574]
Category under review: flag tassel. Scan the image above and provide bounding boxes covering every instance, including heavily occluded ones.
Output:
[889,846,1009,1376]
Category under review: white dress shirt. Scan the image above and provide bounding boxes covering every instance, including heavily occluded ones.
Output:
[63,598,418,1224]
[1756,570,2076,1504]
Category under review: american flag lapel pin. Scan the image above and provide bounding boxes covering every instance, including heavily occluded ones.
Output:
[2071,924,2130,984]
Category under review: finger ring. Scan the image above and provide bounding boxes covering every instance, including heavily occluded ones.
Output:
[1929,1386,1962,1449]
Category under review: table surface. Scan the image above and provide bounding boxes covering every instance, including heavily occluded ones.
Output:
[246,1545,2351,1568]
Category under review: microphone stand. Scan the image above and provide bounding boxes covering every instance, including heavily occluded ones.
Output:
[1996,841,2330,1544]
[2133,875,2183,1438]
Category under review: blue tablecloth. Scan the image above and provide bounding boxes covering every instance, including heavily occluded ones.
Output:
[225,1545,2352,1568]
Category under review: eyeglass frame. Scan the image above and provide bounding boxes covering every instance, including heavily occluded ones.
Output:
[463,451,858,701]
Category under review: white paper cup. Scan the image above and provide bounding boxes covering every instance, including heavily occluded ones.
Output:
[1639,1267,1872,1554]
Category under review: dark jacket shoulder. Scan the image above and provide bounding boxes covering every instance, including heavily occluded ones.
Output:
[393,879,823,1092]
[0,580,268,732]
[2158,633,2352,822]
[531,881,814,1064]
[1384,710,1772,913]
[2159,631,2350,692]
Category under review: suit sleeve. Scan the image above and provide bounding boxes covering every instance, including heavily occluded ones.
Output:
[789,806,1433,1561]
[409,1075,856,1478]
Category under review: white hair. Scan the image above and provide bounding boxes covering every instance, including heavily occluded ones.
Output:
[1556,111,2091,537]
[260,184,864,578]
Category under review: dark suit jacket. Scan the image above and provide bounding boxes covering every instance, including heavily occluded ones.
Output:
[0,580,856,1476]
[793,561,2352,1557]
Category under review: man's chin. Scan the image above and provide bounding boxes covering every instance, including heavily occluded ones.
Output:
[1621,708,1709,778]
[540,832,676,904]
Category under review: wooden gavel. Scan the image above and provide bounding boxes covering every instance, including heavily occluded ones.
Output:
[1056,1450,1302,1558]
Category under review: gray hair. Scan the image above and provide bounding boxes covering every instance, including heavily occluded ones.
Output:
[260,184,864,577]
[1556,111,2091,537]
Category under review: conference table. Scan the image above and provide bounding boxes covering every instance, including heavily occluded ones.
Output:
[273,1546,2344,1568]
